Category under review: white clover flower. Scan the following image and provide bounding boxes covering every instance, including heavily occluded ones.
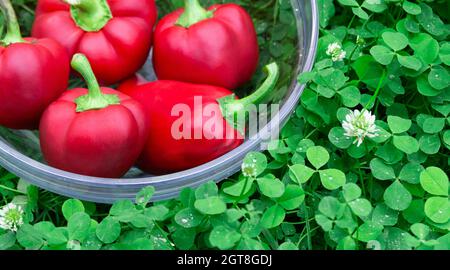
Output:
[0,203,24,232]
[342,109,378,147]
[326,42,346,62]
[242,162,257,178]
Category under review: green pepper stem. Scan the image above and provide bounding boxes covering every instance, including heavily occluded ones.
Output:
[176,0,214,28]
[71,54,120,112]
[65,0,112,32]
[0,0,25,45]
[218,62,280,132]
[234,63,279,107]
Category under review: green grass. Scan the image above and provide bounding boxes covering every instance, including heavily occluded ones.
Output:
[0,0,449,250]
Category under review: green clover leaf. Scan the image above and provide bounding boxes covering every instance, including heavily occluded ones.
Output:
[109,200,140,223]
[315,214,333,232]
[278,241,298,250]
[410,223,430,240]
[409,33,439,64]
[96,217,121,244]
[260,204,286,229]
[382,32,408,52]
[343,183,362,202]
[337,0,358,7]
[428,66,450,90]
[417,75,441,96]
[370,45,395,65]
[402,1,421,15]
[354,221,384,242]
[393,135,419,154]
[399,162,424,184]
[306,146,330,169]
[209,226,241,250]
[319,169,346,190]
[420,167,449,196]
[424,197,450,224]
[416,3,445,36]
[338,85,361,108]
[422,117,446,134]
[397,55,422,71]
[276,185,305,210]
[403,200,426,224]
[67,212,91,242]
[439,43,450,65]
[62,199,85,221]
[348,198,373,217]
[384,180,412,211]
[194,197,226,215]
[329,127,353,149]
[256,174,285,198]
[16,225,44,250]
[387,115,411,134]
[370,158,395,180]
[419,134,441,155]
[223,177,255,197]
[0,232,16,250]
[372,203,399,226]
[174,208,203,228]
[289,164,315,184]
[318,196,346,220]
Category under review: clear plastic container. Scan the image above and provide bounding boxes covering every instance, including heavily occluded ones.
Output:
[0,0,318,203]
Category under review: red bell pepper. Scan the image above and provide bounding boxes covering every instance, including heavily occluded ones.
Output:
[117,74,147,92]
[153,0,259,90]
[32,0,157,85]
[40,54,149,178]
[0,0,69,129]
[120,62,279,175]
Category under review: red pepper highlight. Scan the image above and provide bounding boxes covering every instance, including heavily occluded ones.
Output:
[153,0,259,90]
[120,62,279,175]
[40,54,149,178]
[0,0,69,129]
[32,0,158,85]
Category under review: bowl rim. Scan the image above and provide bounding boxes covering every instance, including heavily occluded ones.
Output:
[0,0,319,194]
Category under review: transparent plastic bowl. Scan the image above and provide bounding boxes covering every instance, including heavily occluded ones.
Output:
[0,0,318,203]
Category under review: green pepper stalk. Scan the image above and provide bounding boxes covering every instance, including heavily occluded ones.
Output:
[218,62,280,133]
[64,0,113,32]
[0,0,25,45]
[176,0,214,28]
[71,54,120,112]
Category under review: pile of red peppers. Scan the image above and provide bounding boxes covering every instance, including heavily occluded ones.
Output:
[0,0,280,178]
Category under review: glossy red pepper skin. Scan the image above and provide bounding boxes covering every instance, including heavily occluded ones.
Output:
[0,38,69,129]
[32,0,157,85]
[40,88,149,178]
[153,3,259,90]
[121,80,243,175]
